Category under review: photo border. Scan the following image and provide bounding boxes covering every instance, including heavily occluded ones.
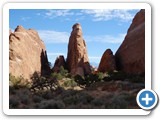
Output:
[3,2,151,115]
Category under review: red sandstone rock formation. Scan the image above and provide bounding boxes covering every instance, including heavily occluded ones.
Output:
[66,23,91,76]
[9,29,12,35]
[98,49,116,73]
[115,9,145,74]
[52,55,66,73]
[9,25,50,79]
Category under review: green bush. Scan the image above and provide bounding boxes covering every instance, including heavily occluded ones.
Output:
[97,72,105,81]
[59,66,68,76]
[9,73,29,88]
[103,71,144,83]
[51,66,69,80]
[30,72,59,92]
[51,72,63,80]
[62,79,78,88]
[103,71,126,82]
[74,74,103,87]
[74,75,86,87]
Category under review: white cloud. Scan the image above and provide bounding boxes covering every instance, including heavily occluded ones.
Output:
[37,9,138,22]
[85,33,126,44]
[21,17,30,21]
[89,56,101,60]
[36,13,41,16]
[38,30,70,43]
[47,52,65,56]
[81,9,136,22]
[45,9,74,19]
[38,29,125,44]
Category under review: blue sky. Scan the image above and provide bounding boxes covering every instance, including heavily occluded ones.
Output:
[9,9,139,67]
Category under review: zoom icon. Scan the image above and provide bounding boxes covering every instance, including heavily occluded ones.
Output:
[137,89,158,110]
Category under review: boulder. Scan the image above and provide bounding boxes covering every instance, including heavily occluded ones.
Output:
[66,23,91,76]
[115,9,145,74]
[98,49,116,73]
[9,25,50,79]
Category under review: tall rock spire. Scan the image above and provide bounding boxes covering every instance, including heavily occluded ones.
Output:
[66,23,91,76]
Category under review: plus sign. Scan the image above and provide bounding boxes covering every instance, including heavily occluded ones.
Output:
[142,93,153,105]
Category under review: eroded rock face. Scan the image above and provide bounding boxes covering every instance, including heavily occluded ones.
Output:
[66,23,91,76]
[9,25,50,79]
[115,9,145,74]
[98,49,116,73]
[52,55,66,73]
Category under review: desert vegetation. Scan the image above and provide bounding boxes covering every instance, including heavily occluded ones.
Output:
[9,67,144,109]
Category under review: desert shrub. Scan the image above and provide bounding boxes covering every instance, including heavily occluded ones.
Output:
[38,100,65,109]
[75,92,91,104]
[61,91,93,106]
[9,73,21,88]
[30,72,59,92]
[20,95,30,105]
[9,73,29,89]
[62,79,78,88]
[74,74,103,87]
[97,72,105,81]
[9,96,20,108]
[51,66,69,80]
[103,71,130,82]
[118,92,137,107]
[16,88,31,105]
[100,93,115,101]
[9,86,17,95]
[32,95,43,103]
[85,74,100,86]
[41,91,53,100]
[103,71,145,83]
[51,72,63,80]
[105,95,129,109]
[85,93,94,102]
[74,75,86,87]
[91,98,104,106]
[59,89,78,100]
[129,75,144,83]
[59,66,68,76]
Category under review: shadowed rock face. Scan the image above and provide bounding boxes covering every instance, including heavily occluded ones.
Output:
[66,23,91,76]
[9,25,50,79]
[98,49,116,73]
[115,9,145,74]
[52,55,66,73]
